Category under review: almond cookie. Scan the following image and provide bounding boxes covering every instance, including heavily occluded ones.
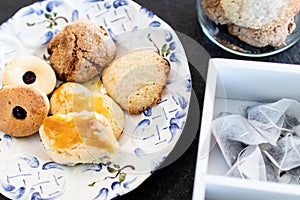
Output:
[47,20,116,83]
[102,49,170,114]
[0,85,50,137]
[2,55,56,95]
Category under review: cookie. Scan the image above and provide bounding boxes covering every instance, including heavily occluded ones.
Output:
[2,55,57,95]
[49,82,91,115]
[50,82,125,139]
[221,0,300,29]
[48,20,116,83]
[39,111,119,165]
[0,85,50,137]
[201,0,228,25]
[228,19,296,47]
[102,49,170,114]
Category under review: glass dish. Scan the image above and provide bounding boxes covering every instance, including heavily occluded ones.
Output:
[196,0,300,57]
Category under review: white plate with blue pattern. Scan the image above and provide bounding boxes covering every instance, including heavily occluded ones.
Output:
[0,0,191,199]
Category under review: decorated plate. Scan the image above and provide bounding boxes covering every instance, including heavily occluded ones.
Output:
[0,0,191,199]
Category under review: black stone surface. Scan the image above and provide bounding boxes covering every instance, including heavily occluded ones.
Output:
[0,0,300,200]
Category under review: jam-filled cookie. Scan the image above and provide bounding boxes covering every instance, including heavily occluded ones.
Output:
[0,85,50,137]
[50,82,125,139]
[2,55,57,95]
[39,111,119,165]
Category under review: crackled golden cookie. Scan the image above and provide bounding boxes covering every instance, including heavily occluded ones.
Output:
[48,20,116,83]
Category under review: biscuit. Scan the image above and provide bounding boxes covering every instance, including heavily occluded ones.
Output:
[0,85,50,137]
[221,0,300,29]
[50,82,125,139]
[39,111,119,165]
[228,19,296,47]
[102,49,170,114]
[201,0,228,25]
[48,20,116,83]
[2,55,56,95]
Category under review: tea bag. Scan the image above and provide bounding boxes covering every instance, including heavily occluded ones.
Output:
[212,115,269,167]
[212,115,268,146]
[265,158,279,182]
[261,149,279,182]
[263,134,300,171]
[284,166,300,184]
[285,102,300,136]
[226,145,268,181]
[217,138,247,167]
[247,99,299,145]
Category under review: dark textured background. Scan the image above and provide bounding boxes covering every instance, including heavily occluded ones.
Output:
[1,0,300,200]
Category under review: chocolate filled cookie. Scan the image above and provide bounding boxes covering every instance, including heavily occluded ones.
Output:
[48,20,116,83]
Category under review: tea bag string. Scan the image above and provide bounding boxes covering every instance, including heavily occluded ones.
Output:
[279,133,291,170]
[258,106,294,134]
[236,147,248,179]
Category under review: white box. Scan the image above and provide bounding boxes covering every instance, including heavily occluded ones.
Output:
[193,58,300,200]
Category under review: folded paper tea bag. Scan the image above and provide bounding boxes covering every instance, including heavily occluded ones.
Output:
[226,146,267,181]
[247,99,299,145]
[264,134,300,171]
[212,115,267,166]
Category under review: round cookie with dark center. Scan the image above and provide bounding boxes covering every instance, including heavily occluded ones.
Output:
[0,85,50,137]
[2,55,57,95]
[47,20,116,83]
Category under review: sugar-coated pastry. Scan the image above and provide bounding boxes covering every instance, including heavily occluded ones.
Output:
[47,20,116,83]
[39,111,119,166]
[2,55,57,95]
[50,82,125,139]
[102,49,170,114]
[0,85,50,137]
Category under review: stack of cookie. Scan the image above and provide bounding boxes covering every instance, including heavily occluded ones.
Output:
[201,0,300,47]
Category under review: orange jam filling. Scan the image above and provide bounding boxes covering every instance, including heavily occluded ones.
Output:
[43,115,81,149]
